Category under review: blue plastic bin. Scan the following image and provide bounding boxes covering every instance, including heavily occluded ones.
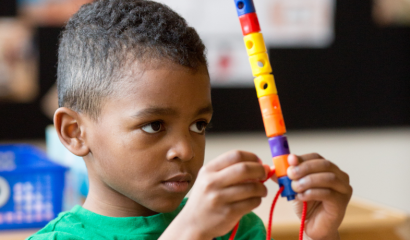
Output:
[0,144,67,230]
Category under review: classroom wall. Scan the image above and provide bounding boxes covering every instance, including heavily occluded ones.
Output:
[204,128,410,213]
[0,0,409,139]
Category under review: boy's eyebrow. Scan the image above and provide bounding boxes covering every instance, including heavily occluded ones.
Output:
[195,104,213,116]
[132,107,178,118]
[131,104,213,119]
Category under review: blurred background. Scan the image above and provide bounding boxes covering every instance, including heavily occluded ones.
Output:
[0,0,409,239]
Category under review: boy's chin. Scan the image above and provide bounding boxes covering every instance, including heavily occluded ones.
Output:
[143,194,186,214]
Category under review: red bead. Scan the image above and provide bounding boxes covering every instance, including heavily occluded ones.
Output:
[239,13,261,36]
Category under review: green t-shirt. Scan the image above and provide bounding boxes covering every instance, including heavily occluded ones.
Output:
[27,199,268,240]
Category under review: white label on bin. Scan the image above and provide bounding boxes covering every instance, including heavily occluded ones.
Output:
[0,176,10,208]
[0,151,16,171]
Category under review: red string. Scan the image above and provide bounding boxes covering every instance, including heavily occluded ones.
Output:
[229,170,308,240]
[264,169,276,182]
[228,222,239,240]
[229,169,275,240]
[266,186,284,240]
[299,201,308,240]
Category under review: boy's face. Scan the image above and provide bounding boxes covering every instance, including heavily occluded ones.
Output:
[83,62,212,215]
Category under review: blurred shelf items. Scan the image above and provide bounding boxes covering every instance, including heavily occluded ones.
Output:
[18,0,93,27]
[0,0,94,104]
[158,0,337,87]
[373,0,410,26]
[0,126,89,234]
[0,19,38,103]
[0,144,66,230]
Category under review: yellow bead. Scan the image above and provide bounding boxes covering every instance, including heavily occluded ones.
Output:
[249,52,272,76]
[243,33,267,57]
[254,74,277,98]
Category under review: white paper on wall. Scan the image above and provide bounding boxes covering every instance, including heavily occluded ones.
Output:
[155,0,336,86]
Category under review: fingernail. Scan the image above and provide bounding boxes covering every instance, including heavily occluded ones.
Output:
[287,154,295,163]
[293,166,300,175]
[287,166,296,179]
[298,178,306,187]
[291,181,300,191]
[292,178,306,192]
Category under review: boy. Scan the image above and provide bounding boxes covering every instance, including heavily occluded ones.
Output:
[29,0,352,239]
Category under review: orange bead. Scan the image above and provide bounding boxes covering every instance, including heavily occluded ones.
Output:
[258,94,282,117]
[258,94,286,137]
[273,154,290,178]
[262,114,286,137]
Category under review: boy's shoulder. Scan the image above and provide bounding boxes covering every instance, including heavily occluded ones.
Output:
[26,206,88,240]
[26,200,185,240]
[26,206,85,240]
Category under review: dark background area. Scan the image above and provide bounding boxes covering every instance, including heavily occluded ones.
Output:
[0,0,17,17]
[1,0,409,139]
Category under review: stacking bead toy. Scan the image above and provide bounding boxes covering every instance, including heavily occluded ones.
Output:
[233,0,296,201]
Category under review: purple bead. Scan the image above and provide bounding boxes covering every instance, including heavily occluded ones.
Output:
[268,135,290,158]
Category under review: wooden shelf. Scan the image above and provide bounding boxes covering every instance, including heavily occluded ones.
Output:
[253,196,410,240]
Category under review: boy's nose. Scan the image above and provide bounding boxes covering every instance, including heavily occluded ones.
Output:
[166,133,195,162]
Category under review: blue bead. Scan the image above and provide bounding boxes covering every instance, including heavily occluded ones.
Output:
[268,136,290,158]
[234,0,256,17]
[278,176,296,201]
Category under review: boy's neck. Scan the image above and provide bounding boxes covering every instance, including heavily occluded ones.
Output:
[82,169,158,218]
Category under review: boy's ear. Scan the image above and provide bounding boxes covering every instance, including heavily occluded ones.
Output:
[54,107,90,157]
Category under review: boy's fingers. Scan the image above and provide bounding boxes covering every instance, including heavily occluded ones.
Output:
[263,164,271,176]
[296,189,351,212]
[291,172,353,195]
[269,174,278,183]
[267,166,278,183]
[261,164,275,182]
[288,153,324,166]
[217,182,267,203]
[287,159,349,183]
[229,197,263,215]
[300,153,324,161]
[206,150,260,172]
[215,162,267,187]
[287,154,302,166]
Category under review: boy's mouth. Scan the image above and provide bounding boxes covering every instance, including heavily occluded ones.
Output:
[162,173,192,193]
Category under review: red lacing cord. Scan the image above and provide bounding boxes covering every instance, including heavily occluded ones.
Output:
[300,201,307,240]
[266,186,284,240]
[228,222,240,240]
[228,170,308,240]
[228,169,276,240]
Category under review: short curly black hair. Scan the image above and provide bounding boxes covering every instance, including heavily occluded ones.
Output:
[57,0,207,119]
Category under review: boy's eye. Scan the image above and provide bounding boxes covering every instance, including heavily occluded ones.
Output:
[189,121,208,134]
[141,121,163,133]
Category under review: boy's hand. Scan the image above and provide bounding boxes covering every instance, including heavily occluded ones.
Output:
[166,150,269,240]
[285,153,353,240]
